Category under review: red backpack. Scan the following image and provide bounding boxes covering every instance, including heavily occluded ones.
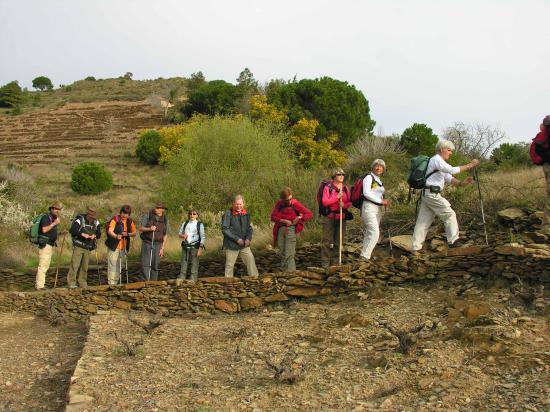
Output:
[351,174,379,209]
[530,132,549,165]
[316,179,333,216]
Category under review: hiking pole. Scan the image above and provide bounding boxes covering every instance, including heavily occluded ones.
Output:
[54,232,67,288]
[119,251,122,285]
[95,248,101,285]
[385,206,393,257]
[474,168,489,246]
[124,248,129,284]
[148,230,155,281]
[338,201,343,266]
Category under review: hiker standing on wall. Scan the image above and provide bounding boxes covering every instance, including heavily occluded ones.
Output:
[35,201,62,290]
[531,115,550,233]
[221,195,259,277]
[139,203,169,281]
[270,187,313,272]
[105,205,136,285]
[67,207,101,288]
[411,140,479,253]
[360,159,390,260]
[178,208,205,282]
[320,167,352,268]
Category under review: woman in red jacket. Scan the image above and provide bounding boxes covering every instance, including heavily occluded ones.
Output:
[321,167,352,267]
[271,187,313,272]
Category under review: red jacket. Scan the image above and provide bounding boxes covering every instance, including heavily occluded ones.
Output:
[322,182,351,219]
[270,198,313,245]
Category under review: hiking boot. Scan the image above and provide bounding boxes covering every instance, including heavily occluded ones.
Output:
[448,239,468,248]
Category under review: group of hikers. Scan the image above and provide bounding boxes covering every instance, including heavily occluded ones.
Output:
[33,115,550,290]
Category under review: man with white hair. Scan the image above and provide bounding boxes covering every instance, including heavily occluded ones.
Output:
[411,140,479,253]
[221,194,259,277]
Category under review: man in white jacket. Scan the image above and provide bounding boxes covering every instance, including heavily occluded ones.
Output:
[411,140,479,253]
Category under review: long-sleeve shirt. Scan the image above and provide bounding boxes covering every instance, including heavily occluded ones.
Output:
[221,209,253,250]
[270,198,313,245]
[321,182,352,219]
[425,154,461,190]
[178,220,205,247]
[362,173,385,205]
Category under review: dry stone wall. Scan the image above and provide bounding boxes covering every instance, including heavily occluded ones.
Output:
[1,247,548,319]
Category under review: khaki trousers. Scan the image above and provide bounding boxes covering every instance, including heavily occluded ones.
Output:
[543,164,550,233]
[35,244,53,289]
[107,249,123,285]
[67,246,90,288]
[224,247,258,277]
[321,216,346,267]
[412,192,458,251]
[361,201,383,260]
[277,226,297,272]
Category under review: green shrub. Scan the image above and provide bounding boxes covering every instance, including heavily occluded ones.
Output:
[85,76,96,81]
[162,116,320,225]
[136,130,163,164]
[71,162,113,195]
[183,80,237,117]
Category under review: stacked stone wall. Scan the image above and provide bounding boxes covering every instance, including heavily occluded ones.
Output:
[1,248,548,319]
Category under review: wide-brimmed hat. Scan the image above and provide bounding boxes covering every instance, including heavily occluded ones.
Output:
[85,207,97,219]
[49,201,62,210]
[154,202,167,210]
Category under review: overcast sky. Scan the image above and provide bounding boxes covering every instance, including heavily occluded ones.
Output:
[1,0,548,142]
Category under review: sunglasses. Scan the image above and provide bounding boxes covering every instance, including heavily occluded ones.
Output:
[189,212,198,216]
[335,173,345,176]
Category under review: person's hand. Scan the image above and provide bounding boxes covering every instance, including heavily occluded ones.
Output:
[337,191,343,200]
[280,219,292,226]
[292,216,301,225]
[244,239,251,247]
[150,226,157,232]
[117,234,123,240]
[159,247,164,257]
[182,233,188,239]
[121,231,128,237]
[197,247,203,257]
[381,199,390,207]
[470,159,480,168]
[237,239,245,246]
[53,218,60,226]
[462,177,475,186]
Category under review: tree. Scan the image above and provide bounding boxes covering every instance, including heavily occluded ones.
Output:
[84,76,96,81]
[442,122,506,158]
[187,71,206,92]
[235,68,259,113]
[267,76,375,147]
[123,72,133,80]
[182,80,237,117]
[491,142,531,168]
[0,81,23,108]
[32,76,53,91]
[400,123,438,156]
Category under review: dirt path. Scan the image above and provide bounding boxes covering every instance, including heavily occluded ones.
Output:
[0,314,87,411]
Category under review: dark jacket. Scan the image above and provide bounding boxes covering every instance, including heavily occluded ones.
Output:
[534,131,550,164]
[221,209,253,250]
[70,214,101,251]
[140,211,168,243]
[39,213,57,247]
[105,215,134,252]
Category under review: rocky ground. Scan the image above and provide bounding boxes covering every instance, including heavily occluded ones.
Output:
[65,275,548,411]
[0,315,86,411]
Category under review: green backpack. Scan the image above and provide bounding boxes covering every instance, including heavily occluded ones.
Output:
[28,214,49,245]
[407,155,438,189]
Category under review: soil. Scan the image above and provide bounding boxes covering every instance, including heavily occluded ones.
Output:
[65,276,549,411]
[0,315,87,411]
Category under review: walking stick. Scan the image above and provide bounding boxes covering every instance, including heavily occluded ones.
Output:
[148,230,155,281]
[95,248,101,285]
[124,248,129,284]
[385,206,393,257]
[338,201,343,266]
[474,168,489,246]
[53,232,67,288]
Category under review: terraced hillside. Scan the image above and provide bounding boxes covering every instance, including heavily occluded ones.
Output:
[0,100,166,166]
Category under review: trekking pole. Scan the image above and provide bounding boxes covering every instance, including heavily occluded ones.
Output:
[385,206,393,257]
[474,168,489,246]
[54,232,67,288]
[119,252,122,285]
[95,248,101,285]
[124,248,129,284]
[148,230,155,281]
[338,201,343,266]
